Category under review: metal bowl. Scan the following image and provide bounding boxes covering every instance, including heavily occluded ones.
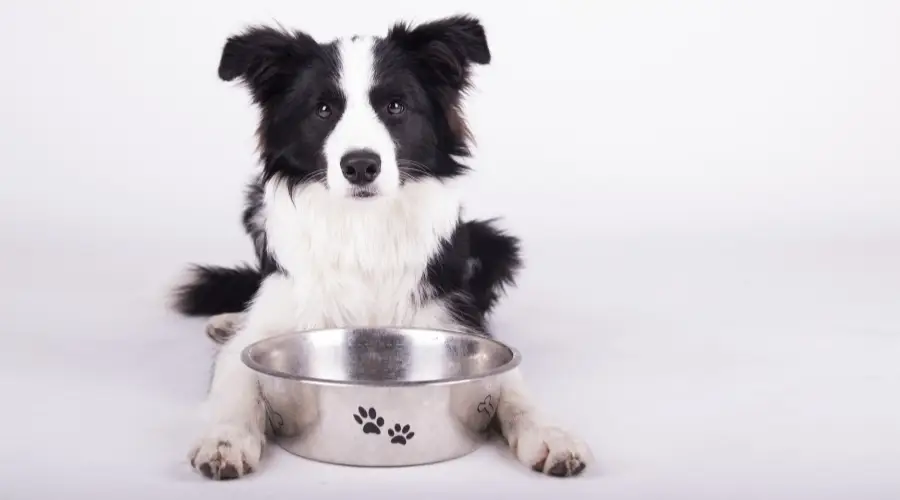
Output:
[241,327,521,467]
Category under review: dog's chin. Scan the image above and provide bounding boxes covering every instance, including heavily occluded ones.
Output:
[326,179,401,200]
[351,189,377,199]
[345,182,403,200]
[347,187,380,200]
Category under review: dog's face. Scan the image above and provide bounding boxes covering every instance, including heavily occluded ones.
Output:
[218,16,490,199]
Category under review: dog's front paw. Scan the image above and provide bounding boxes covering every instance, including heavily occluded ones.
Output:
[188,425,262,480]
[514,425,591,477]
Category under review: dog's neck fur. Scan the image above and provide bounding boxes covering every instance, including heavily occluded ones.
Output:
[261,177,463,329]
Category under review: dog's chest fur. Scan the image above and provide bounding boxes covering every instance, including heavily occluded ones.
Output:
[262,179,463,330]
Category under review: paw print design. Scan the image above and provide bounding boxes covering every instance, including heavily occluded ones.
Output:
[353,407,385,435]
[477,395,495,416]
[387,423,415,445]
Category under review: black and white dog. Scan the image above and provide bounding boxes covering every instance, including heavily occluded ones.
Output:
[173,15,591,480]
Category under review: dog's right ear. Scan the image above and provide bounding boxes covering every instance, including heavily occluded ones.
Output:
[218,26,318,102]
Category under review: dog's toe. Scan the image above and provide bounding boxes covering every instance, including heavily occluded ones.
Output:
[188,426,261,480]
[546,452,587,477]
[514,425,591,478]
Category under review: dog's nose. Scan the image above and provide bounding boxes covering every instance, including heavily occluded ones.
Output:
[340,150,381,185]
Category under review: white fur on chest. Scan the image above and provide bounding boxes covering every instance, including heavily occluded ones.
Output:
[262,180,462,330]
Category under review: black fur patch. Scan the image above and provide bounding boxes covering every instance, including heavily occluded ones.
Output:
[371,15,490,181]
[172,264,261,316]
[423,219,523,333]
[464,219,522,316]
[241,177,281,276]
[218,25,342,192]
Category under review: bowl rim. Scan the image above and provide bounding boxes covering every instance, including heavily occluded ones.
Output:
[240,326,522,387]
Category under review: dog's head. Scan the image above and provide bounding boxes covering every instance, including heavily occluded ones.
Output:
[218,15,490,199]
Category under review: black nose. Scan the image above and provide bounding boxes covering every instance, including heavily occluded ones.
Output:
[340,150,381,185]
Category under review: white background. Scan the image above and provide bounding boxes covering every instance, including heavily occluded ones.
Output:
[2,0,899,498]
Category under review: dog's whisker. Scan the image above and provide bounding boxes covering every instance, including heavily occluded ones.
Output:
[397,159,434,178]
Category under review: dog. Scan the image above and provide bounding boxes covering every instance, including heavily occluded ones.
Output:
[172,14,591,480]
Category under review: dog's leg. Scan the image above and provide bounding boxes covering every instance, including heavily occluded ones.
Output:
[205,312,246,344]
[188,275,296,480]
[464,220,589,475]
[497,369,592,477]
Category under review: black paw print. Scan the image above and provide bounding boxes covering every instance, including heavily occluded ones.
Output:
[353,407,384,435]
[387,424,415,445]
[477,395,495,416]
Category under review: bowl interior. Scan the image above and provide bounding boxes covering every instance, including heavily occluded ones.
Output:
[242,327,519,385]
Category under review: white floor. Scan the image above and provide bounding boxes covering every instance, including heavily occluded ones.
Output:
[2,1,900,499]
[2,224,898,499]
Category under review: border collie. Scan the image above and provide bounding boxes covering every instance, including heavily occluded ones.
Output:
[172,14,591,480]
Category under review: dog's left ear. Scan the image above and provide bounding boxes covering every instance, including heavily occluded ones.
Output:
[387,15,491,89]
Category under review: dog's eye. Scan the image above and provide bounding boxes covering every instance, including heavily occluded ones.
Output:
[386,100,405,115]
[315,102,332,119]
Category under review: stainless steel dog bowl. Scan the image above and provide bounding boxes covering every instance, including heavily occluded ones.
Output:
[241,327,521,467]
